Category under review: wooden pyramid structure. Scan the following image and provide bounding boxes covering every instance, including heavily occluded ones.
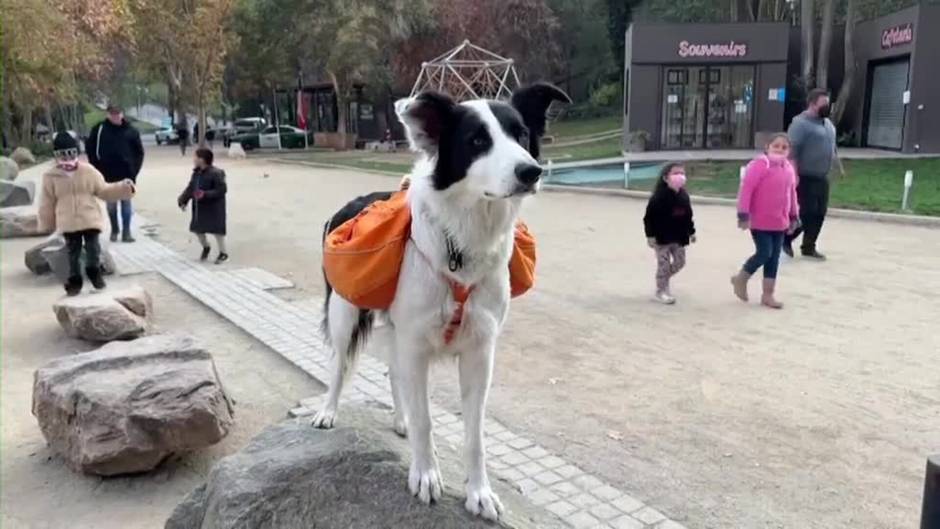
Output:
[410,40,522,101]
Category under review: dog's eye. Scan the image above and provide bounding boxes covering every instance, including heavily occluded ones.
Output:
[472,137,487,148]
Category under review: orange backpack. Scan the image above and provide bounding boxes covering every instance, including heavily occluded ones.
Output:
[323,191,536,310]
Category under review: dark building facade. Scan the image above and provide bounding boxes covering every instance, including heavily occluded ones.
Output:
[623,22,790,151]
[624,6,940,154]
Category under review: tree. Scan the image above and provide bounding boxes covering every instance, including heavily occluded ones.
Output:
[831,0,856,125]
[130,0,237,146]
[800,0,815,90]
[815,0,836,89]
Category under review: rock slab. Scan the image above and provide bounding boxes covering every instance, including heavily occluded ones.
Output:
[32,334,234,476]
[0,156,20,181]
[37,236,117,281]
[0,205,51,238]
[165,420,526,529]
[52,285,152,341]
[0,179,34,207]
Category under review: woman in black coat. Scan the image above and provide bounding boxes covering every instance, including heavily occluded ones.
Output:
[178,148,229,263]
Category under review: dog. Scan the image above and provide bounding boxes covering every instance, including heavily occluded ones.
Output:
[313,83,570,520]
[227,142,247,159]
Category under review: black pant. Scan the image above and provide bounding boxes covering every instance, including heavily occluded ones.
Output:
[64,229,101,279]
[786,176,829,253]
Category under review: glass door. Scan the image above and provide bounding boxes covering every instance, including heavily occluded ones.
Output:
[661,67,705,149]
[662,65,755,149]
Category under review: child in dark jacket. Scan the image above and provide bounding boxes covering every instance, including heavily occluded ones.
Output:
[643,162,696,304]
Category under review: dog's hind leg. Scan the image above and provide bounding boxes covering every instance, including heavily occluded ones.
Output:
[311,294,370,429]
[389,357,408,437]
[394,336,442,504]
[459,345,504,521]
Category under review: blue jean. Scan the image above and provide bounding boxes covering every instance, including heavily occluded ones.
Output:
[106,199,133,234]
[743,230,785,279]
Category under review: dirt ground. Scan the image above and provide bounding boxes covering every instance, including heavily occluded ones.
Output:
[0,237,324,528]
[11,147,940,529]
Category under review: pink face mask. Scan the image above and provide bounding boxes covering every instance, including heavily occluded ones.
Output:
[766,153,788,163]
[56,159,79,172]
[667,172,687,191]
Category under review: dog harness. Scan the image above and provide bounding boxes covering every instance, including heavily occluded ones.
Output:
[417,233,475,346]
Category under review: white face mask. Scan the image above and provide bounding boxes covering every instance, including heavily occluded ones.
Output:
[54,149,79,171]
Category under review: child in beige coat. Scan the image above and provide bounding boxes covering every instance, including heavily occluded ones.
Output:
[39,132,136,295]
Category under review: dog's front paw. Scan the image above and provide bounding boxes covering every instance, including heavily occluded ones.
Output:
[310,408,337,429]
[465,483,504,521]
[408,459,443,504]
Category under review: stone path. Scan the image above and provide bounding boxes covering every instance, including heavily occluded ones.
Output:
[110,218,687,529]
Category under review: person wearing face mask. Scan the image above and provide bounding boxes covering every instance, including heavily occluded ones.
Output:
[731,133,801,309]
[643,162,696,304]
[783,88,845,260]
[38,132,136,296]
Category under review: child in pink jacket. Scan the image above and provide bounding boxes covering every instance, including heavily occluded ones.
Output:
[731,133,800,308]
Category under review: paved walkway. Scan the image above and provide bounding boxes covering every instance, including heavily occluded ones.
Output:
[110,217,686,529]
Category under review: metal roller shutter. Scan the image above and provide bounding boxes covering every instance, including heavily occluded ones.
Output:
[866,60,910,150]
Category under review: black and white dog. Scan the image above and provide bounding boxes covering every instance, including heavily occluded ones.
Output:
[314,83,569,520]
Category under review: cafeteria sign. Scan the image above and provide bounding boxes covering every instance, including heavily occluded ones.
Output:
[882,23,913,49]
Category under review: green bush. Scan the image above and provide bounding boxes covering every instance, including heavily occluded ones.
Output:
[589,82,621,108]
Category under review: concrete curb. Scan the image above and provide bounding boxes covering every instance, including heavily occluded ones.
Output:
[542,184,940,228]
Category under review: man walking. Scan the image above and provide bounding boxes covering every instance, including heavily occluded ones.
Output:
[784,88,844,260]
[86,104,145,242]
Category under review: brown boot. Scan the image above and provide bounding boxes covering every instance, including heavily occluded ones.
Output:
[761,278,784,309]
[730,270,750,302]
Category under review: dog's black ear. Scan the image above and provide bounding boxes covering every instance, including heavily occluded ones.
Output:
[395,92,458,155]
[511,83,572,159]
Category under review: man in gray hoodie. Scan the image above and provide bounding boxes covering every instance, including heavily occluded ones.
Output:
[784,88,844,260]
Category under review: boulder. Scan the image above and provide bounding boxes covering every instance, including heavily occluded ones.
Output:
[0,179,35,207]
[38,236,117,281]
[166,420,536,529]
[52,286,152,341]
[24,235,59,274]
[0,156,18,180]
[32,334,234,476]
[11,146,36,167]
[0,206,51,238]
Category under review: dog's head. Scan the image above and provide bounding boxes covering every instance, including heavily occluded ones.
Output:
[395,83,570,200]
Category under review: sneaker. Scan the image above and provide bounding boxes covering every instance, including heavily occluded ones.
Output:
[654,291,676,305]
[110,232,119,243]
[86,267,107,290]
[200,246,211,261]
[801,249,827,261]
[215,252,229,265]
[122,232,136,243]
[65,276,83,296]
[782,239,794,258]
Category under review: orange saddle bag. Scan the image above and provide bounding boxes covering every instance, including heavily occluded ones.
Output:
[323,191,537,310]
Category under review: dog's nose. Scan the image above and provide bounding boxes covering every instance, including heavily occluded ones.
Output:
[515,164,542,185]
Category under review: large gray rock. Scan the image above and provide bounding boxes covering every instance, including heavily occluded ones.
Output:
[0,205,51,238]
[25,235,60,274]
[11,146,36,167]
[0,179,35,207]
[37,236,117,281]
[165,421,522,529]
[52,285,152,341]
[0,156,18,180]
[32,334,234,476]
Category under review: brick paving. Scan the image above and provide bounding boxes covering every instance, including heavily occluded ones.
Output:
[110,217,686,529]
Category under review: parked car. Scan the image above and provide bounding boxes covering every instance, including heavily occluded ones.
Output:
[223,118,267,146]
[155,127,179,145]
[230,125,312,150]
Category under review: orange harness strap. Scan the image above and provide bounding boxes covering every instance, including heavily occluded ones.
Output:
[443,280,474,345]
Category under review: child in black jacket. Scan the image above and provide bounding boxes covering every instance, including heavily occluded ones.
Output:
[643,162,696,304]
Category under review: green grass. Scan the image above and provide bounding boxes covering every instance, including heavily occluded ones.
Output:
[84,110,159,133]
[627,158,940,216]
[543,135,622,162]
[548,115,620,139]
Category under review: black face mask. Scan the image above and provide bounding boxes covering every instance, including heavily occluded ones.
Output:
[818,104,831,119]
